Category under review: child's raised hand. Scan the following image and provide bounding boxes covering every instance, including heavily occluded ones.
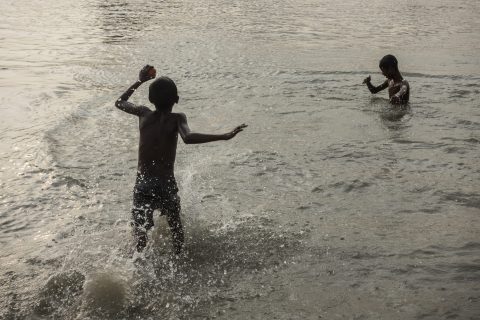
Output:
[139,65,156,82]
[363,75,371,84]
[224,124,247,140]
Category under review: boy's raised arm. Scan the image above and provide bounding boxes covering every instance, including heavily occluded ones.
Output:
[363,76,388,94]
[177,113,247,144]
[115,65,156,116]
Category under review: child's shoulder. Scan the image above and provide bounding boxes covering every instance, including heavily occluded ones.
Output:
[171,112,187,119]
[389,78,409,86]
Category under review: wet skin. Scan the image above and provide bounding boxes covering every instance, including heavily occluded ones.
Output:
[363,66,410,104]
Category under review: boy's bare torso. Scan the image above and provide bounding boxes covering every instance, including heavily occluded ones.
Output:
[138,110,180,178]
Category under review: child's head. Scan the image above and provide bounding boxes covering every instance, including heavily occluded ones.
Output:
[149,77,179,110]
[379,54,399,78]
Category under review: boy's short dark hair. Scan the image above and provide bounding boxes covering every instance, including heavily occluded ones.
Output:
[379,54,398,69]
[149,77,178,107]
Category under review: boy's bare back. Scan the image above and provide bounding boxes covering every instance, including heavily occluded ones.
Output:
[137,111,180,178]
[115,66,245,178]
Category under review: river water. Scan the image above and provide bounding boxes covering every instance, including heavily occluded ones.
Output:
[1,0,479,319]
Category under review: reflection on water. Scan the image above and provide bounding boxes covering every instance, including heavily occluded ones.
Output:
[96,1,147,44]
[380,104,412,130]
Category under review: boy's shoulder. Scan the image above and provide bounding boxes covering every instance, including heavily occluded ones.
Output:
[389,78,409,86]
[171,112,187,121]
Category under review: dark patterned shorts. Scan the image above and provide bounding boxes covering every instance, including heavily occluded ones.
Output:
[131,175,181,231]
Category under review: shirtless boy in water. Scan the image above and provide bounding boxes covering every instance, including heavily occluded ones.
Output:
[115,65,246,253]
[363,54,410,104]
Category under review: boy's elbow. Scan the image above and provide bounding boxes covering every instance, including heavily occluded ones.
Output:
[182,135,192,144]
[115,99,125,109]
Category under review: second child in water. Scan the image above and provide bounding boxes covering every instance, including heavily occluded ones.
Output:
[363,54,410,105]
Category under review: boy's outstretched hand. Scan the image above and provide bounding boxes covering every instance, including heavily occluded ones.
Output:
[363,75,371,84]
[224,124,247,140]
[139,65,156,82]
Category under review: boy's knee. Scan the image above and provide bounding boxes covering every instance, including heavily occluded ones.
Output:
[131,208,154,230]
[132,208,144,223]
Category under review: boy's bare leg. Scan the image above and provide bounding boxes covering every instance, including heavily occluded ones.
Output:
[133,226,148,252]
[132,206,154,252]
[166,212,184,254]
